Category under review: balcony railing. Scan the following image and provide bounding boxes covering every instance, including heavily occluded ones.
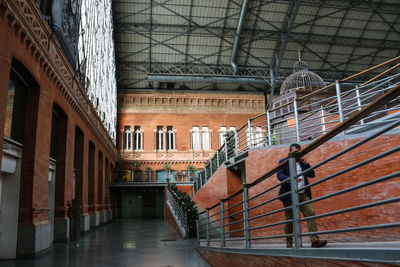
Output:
[196,71,400,263]
[194,56,400,194]
[112,170,194,184]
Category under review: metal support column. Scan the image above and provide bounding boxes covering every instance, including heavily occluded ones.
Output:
[267,111,272,146]
[293,100,300,142]
[225,142,228,161]
[288,156,302,248]
[335,81,344,123]
[321,106,326,134]
[196,219,200,244]
[234,131,239,156]
[243,185,251,248]
[220,200,225,247]
[216,150,220,169]
[247,119,253,149]
[206,209,210,247]
[356,87,364,125]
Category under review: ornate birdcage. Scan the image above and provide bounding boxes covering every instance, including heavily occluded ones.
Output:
[272,60,327,118]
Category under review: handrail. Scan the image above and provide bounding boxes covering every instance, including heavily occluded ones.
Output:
[266,56,400,113]
[297,55,400,102]
[203,82,400,210]
[194,57,400,194]
[300,83,400,156]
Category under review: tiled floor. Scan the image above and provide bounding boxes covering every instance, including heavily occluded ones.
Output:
[2,219,210,267]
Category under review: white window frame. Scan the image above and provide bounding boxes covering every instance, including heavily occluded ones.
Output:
[155,127,164,150]
[167,127,176,150]
[192,126,201,151]
[201,126,210,151]
[134,127,143,151]
[255,127,263,147]
[219,126,227,147]
[123,126,132,151]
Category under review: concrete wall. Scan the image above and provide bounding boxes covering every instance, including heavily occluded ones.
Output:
[0,145,21,259]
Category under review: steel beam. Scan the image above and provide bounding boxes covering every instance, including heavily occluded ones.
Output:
[231,0,249,75]
[268,0,302,109]
[147,74,268,84]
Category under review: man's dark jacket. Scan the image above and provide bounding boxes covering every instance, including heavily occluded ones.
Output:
[277,156,315,203]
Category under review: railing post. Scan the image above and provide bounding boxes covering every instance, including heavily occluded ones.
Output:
[355,87,364,125]
[321,106,326,135]
[267,111,272,146]
[335,81,344,123]
[234,131,239,156]
[293,100,300,142]
[216,150,220,169]
[220,200,225,247]
[288,156,302,248]
[247,119,253,149]
[224,141,228,161]
[206,209,210,247]
[199,172,203,188]
[243,185,251,248]
[196,219,200,245]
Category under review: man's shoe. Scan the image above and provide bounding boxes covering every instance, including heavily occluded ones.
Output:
[312,240,327,248]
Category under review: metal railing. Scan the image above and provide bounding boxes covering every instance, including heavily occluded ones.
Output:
[196,80,400,251]
[167,188,188,238]
[112,170,194,184]
[194,56,400,193]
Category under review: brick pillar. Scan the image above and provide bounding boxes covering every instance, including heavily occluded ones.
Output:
[104,158,111,222]
[0,31,11,170]
[89,143,99,227]
[75,129,90,232]
[98,151,106,224]
[17,84,53,257]
[54,112,75,242]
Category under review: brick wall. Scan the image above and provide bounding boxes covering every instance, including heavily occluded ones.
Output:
[117,90,265,175]
[196,248,396,267]
[194,132,400,243]
[0,5,116,226]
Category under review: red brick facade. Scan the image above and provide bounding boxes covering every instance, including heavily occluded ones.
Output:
[117,90,265,181]
[0,0,117,251]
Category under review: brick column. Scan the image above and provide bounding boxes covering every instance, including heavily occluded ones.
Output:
[89,143,99,227]
[75,130,90,232]
[0,26,12,170]
[98,151,106,224]
[17,84,53,257]
[54,113,75,242]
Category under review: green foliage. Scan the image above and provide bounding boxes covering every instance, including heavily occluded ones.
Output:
[168,184,198,237]
[132,161,141,171]
[163,162,171,170]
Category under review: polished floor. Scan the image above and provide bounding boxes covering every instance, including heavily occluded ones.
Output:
[2,219,210,267]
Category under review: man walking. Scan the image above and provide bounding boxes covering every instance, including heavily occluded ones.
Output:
[277,143,327,248]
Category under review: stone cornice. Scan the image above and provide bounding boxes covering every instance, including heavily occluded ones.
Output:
[1,0,118,160]
[118,91,265,114]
